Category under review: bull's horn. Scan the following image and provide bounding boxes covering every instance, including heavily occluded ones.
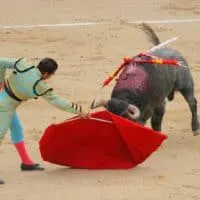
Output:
[90,99,108,109]
[127,104,141,120]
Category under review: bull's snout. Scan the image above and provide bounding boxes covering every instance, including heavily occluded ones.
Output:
[90,99,141,120]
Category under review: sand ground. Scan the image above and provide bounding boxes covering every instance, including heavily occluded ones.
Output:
[1,0,200,199]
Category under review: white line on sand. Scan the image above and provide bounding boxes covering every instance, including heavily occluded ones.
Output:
[0,19,199,29]
[0,22,100,29]
[132,19,200,24]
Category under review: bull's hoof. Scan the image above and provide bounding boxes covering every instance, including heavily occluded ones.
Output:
[193,129,200,136]
[20,163,45,171]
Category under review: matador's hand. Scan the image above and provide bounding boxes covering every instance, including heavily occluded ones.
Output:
[78,111,90,119]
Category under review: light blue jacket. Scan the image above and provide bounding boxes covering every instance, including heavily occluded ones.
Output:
[0,57,81,114]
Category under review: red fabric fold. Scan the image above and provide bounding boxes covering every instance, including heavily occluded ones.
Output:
[39,111,167,169]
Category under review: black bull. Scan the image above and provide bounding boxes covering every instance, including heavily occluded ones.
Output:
[90,23,200,136]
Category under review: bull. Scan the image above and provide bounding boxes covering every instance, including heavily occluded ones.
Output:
[90,23,200,136]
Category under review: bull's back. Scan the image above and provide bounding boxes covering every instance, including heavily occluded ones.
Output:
[112,48,182,105]
[150,47,192,91]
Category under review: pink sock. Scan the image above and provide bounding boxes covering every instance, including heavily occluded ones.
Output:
[14,141,35,165]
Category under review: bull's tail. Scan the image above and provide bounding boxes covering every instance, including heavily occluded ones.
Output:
[139,23,161,45]
[140,23,176,101]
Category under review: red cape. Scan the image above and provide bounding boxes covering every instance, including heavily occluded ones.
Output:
[39,111,167,169]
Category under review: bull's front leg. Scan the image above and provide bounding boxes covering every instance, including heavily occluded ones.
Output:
[151,102,166,132]
[137,109,153,127]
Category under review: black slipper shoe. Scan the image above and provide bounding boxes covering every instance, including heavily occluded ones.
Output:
[0,179,5,184]
[20,163,45,171]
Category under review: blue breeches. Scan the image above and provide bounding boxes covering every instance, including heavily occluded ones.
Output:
[10,112,24,143]
[0,90,23,144]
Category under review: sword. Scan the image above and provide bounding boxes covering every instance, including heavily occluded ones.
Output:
[89,117,113,124]
[63,116,113,124]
